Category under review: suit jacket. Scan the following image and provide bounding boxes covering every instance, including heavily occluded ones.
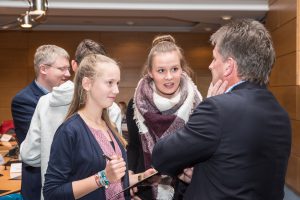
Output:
[12,81,45,144]
[11,80,45,200]
[152,82,291,200]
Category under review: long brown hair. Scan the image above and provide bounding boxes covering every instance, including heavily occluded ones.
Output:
[66,54,127,147]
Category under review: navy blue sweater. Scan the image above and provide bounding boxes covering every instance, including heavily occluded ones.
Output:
[44,114,130,200]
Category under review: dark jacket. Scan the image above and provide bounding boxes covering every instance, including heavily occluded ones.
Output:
[11,81,45,144]
[11,80,45,200]
[152,82,291,200]
[44,114,130,200]
[127,98,145,173]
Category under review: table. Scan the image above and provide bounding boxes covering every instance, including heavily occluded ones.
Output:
[0,141,21,196]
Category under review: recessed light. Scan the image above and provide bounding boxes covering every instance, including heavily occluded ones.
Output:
[2,25,9,29]
[221,15,232,21]
[126,21,134,26]
[204,27,212,32]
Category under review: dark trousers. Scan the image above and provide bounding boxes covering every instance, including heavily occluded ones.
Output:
[21,163,42,200]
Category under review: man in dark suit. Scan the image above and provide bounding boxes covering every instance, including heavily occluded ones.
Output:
[11,44,70,200]
[152,19,291,200]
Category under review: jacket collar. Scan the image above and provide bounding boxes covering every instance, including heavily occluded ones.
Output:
[31,80,47,98]
[230,81,267,92]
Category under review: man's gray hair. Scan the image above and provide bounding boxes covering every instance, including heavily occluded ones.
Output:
[210,18,275,85]
[34,45,69,77]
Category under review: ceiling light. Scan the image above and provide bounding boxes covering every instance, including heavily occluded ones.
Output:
[2,25,10,30]
[221,15,232,21]
[126,21,134,26]
[28,0,48,16]
[204,27,212,32]
[19,12,32,28]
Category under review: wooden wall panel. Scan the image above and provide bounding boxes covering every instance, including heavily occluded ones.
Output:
[297,0,300,86]
[266,0,296,31]
[0,108,12,121]
[266,3,279,31]
[116,87,135,104]
[184,46,212,69]
[267,0,298,193]
[194,68,211,97]
[101,32,212,70]
[173,33,212,69]
[0,32,29,49]
[292,120,300,157]
[28,32,101,62]
[0,70,29,89]
[278,0,297,24]
[0,88,20,108]
[0,31,212,121]
[272,18,296,57]
[296,86,300,120]
[0,47,30,122]
[270,86,297,119]
[269,52,296,86]
[286,155,299,190]
[117,67,142,103]
[0,49,28,68]
[269,0,277,5]
[100,32,154,69]
[298,0,300,47]
[119,68,142,88]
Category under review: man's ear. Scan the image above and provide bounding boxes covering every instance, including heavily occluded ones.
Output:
[39,64,48,75]
[82,77,91,91]
[71,60,78,72]
[224,57,235,77]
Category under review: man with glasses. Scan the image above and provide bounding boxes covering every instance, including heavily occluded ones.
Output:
[20,39,122,200]
[11,44,70,200]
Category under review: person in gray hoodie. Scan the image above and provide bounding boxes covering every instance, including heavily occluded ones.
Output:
[20,39,122,200]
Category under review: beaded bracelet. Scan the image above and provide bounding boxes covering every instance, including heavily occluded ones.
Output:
[94,174,102,188]
[97,170,110,189]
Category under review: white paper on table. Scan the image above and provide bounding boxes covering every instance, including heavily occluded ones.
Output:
[10,163,22,173]
[0,154,4,165]
[10,163,22,179]
[0,134,12,142]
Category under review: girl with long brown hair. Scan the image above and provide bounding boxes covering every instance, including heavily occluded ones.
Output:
[44,54,154,200]
[127,35,203,199]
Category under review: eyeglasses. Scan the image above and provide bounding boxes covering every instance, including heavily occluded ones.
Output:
[44,64,71,72]
[53,66,71,72]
